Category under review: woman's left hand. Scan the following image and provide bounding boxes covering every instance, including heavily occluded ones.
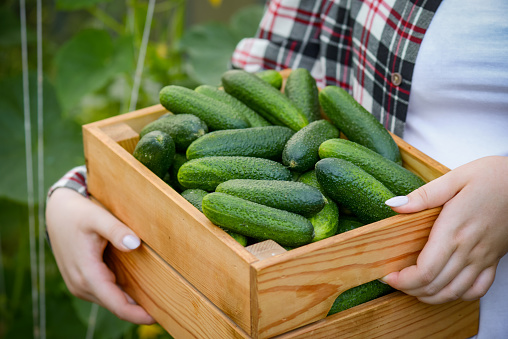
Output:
[382,156,508,304]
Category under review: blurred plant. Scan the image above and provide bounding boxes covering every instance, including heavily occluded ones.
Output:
[0,0,263,338]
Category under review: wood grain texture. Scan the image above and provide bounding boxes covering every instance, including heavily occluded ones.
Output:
[251,208,447,338]
[276,292,479,339]
[84,120,258,333]
[105,244,250,339]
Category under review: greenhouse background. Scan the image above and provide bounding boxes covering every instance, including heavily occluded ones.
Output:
[0,0,265,337]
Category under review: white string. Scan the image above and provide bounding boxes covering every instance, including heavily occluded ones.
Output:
[19,0,40,338]
[128,0,156,112]
[36,0,46,338]
[85,303,99,339]
[85,1,156,337]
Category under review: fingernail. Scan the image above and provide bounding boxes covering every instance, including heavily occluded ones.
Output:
[385,196,409,207]
[122,235,141,250]
[377,278,388,284]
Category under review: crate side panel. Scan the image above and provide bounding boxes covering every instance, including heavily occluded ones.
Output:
[276,292,479,339]
[252,208,441,338]
[83,125,254,332]
[105,245,250,339]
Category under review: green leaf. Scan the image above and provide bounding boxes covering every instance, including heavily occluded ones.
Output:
[54,29,134,113]
[0,73,84,204]
[179,5,264,86]
[180,22,239,85]
[230,4,265,41]
[56,0,111,11]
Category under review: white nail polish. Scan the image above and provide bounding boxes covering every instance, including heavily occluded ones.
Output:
[122,235,140,250]
[385,196,409,207]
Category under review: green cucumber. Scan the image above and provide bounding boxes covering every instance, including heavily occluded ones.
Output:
[140,114,208,152]
[181,188,248,246]
[167,153,188,193]
[159,85,249,131]
[222,70,309,131]
[309,199,339,242]
[327,280,394,316]
[284,68,321,122]
[297,170,340,242]
[202,192,314,247]
[180,188,209,212]
[186,126,294,161]
[177,156,292,191]
[319,86,402,164]
[315,158,397,224]
[133,131,175,179]
[319,138,425,195]
[336,215,365,234]
[255,69,283,89]
[195,85,271,127]
[282,119,339,172]
[215,179,325,217]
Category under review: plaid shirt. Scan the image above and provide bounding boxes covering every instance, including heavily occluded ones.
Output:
[50,0,441,197]
[232,0,442,136]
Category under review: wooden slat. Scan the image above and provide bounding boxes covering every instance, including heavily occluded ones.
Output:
[83,121,258,333]
[276,293,479,339]
[251,208,444,338]
[105,244,250,339]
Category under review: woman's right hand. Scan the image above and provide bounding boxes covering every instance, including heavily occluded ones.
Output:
[45,188,155,324]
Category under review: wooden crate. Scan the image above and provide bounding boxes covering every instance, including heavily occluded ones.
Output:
[84,101,479,338]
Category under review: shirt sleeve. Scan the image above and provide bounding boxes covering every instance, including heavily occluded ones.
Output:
[47,165,88,199]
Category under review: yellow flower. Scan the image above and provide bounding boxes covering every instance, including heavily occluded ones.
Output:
[137,324,165,339]
[208,0,222,7]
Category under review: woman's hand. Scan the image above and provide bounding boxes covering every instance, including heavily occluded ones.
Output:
[45,188,155,324]
[382,156,508,304]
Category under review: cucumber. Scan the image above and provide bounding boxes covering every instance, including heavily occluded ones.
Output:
[284,68,321,122]
[336,215,365,234]
[181,188,248,246]
[315,158,397,224]
[195,85,271,127]
[255,69,283,89]
[297,170,340,242]
[222,70,309,131]
[167,153,188,193]
[319,86,402,164]
[133,131,175,179]
[177,156,292,191]
[159,85,250,131]
[319,138,426,196]
[215,179,326,217]
[180,188,209,212]
[327,280,394,316]
[186,126,294,161]
[140,114,208,152]
[309,199,339,242]
[202,192,314,247]
[282,119,339,172]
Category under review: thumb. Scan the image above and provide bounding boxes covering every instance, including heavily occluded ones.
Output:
[385,172,463,214]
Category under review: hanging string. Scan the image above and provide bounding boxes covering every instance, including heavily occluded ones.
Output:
[19,0,40,338]
[85,1,156,337]
[128,0,156,112]
[36,0,46,338]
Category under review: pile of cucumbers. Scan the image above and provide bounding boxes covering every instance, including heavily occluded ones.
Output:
[133,68,425,313]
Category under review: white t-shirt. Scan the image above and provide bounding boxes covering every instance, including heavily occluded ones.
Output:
[404,0,508,337]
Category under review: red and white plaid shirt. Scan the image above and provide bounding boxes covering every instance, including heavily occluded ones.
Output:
[50,0,442,197]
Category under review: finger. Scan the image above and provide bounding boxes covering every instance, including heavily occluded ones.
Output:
[93,276,155,324]
[85,202,141,252]
[385,171,464,214]
[461,265,497,301]
[416,264,484,304]
[382,221,455,291]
